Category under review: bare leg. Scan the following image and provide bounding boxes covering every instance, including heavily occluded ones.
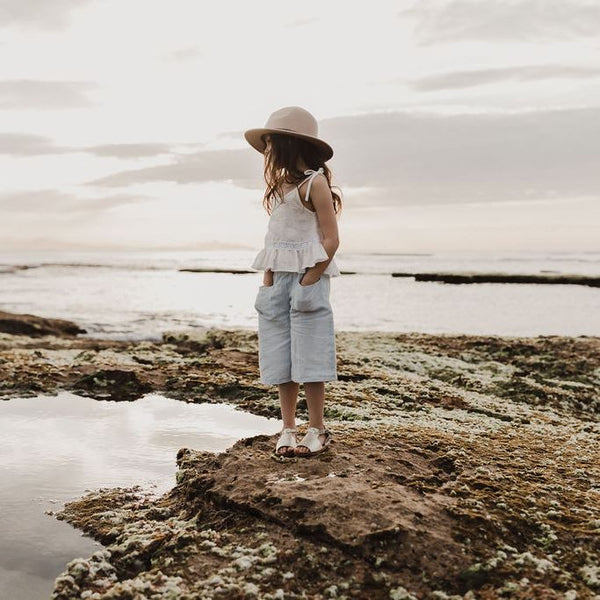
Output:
[296,381,327,455]
[277,381,299,455]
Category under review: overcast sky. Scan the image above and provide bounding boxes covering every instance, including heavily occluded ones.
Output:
[0,0,599,254]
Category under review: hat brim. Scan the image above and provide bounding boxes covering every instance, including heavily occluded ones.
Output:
[244,128,334,161]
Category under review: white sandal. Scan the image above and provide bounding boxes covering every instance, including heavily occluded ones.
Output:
[274,427,297,457]
[294,427,332,458]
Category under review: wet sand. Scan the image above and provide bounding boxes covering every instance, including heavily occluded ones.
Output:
[1,310,599,599]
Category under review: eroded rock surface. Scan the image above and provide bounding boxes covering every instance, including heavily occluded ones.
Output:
[0,309,86,337]
[1,310,599,598]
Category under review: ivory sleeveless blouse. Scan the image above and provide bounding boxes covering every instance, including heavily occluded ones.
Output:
[251,168,340,277]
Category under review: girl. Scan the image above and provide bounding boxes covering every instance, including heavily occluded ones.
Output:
[244,106,342,458]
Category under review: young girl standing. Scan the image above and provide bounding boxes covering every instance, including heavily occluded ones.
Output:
[244,106,342,458]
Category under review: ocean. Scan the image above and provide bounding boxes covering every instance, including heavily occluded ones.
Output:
[1,249,599,338]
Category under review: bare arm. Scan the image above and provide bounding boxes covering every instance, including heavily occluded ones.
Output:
[300,174,340,285]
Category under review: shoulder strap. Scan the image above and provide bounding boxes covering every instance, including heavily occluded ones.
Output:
[297,167,324,202]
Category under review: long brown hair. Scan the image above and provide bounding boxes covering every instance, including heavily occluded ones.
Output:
[261,133,343,216]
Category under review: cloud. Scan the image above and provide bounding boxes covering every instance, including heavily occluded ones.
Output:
[84,148,260,188]
[0,0,94,31]
[164,46,203,62]
[285,17,319,27]
[0,133,178,158]
[0,133,70,155]
[408,64,600,91]
[401,0,600,44]
[320,107,600,205]
[0,189,151,214]
[0,79,98,109]
[83,143,173,158]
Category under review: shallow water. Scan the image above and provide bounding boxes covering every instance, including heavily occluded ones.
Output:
[0,263,599,339]
[0,391,281,600]
[1,249,600,339]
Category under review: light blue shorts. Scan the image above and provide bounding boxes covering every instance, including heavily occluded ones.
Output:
[254,270,337,385]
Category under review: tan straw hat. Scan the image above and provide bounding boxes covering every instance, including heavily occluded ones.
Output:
[244,106,333,161]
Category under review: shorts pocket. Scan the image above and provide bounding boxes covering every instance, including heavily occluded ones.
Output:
[291,277,328,312]
[254,283,278,319]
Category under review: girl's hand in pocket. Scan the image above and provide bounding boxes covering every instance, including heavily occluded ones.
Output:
[263,269,274,287]
[300,269,321,286]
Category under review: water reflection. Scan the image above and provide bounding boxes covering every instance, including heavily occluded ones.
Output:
[0,391,280,600]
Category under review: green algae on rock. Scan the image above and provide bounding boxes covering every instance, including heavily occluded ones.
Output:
[0,310,599,597]
[51,424,600,598]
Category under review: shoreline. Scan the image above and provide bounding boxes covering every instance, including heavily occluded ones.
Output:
[3,261,600,285]
[1,310,599,599]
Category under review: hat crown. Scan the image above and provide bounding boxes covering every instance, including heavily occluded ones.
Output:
[264,106,318,138]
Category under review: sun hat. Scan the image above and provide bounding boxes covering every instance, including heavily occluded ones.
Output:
[244,106,333,161]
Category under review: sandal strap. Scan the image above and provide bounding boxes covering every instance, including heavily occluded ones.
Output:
[297,427,331,453]
[276,428,297,451]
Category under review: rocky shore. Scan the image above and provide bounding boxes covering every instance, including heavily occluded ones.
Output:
[391,272,600,287]
[1,310,599,599]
